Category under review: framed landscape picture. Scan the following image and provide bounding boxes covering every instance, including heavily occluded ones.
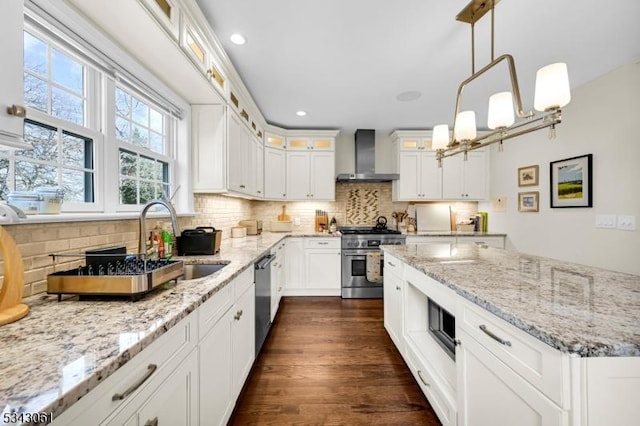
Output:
[518,165,539,187]
[550,154,593,208]
[518,191,539,212]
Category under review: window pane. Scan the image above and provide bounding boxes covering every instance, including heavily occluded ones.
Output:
[149,131,163,154]
[62,132,88,168]
[115,88,131,117]
[21,121,58,160]
[52,87,84,125]
[52,48,83,94]
[119,150,137,176]
[115,117,131,142]
[63,169,93,202]
[15,161,56,190]
[119,178,137,204]
[24,32,48,76]
[132,125,149,147]
[139,156,156,180]
[132,97,149,126]
[24,73,48,112]
[0,158,9,200]
[139,181,156,204]
[149,109,163,133]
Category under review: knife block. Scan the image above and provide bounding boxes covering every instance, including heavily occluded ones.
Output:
[315,216,328,232]
[0,226,29,326]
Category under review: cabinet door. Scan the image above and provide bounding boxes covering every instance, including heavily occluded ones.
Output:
[192,104,226,192]
[284,238,305,292]
[457,330,567,426]
[441,155,464,200]
[264,147,286,199]
[304,249,341,294]
[199,308,233,426]
[231,283,255,400]
[309,151,335,200]
[227,112,244,192]
[286,151,311,199]
[462,151,486,200]
[396,151,420,200]
[136,349,199,426]
[254,136,264,197]
[0,0,25,147]
[383,270,403,353]
[419,151,443,199]
[286,137,310,150]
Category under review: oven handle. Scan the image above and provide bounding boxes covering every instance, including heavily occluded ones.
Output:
[342,250,384,256]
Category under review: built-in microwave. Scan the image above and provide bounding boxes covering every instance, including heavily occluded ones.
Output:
[428,298,456,360]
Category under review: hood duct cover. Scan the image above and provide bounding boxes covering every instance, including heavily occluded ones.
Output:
[336,129,400,182]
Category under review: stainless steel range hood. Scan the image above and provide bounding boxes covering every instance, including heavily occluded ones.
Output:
[336,129,399,182]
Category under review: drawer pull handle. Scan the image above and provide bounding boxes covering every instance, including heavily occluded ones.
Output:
[144,417,158,426]
[417,370,430,387]
[318,242,328,245]
[112,363,158,401]
[234,309,244,320]
[387,261,396,267]
[479,324,512,347]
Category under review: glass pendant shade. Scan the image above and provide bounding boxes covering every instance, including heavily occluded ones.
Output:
[487,91,515,129]
[454,110,476,141]
[534,62,571,111]
[432,124,450,149]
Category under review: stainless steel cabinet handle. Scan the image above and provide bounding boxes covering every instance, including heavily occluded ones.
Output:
[112,364,158,401]
[395,285,401,291]
[417,370,430,387]
[257,190,262,194]
[6,105,27,118]
[479,324,512,347]
[387,261,396,267]
[318,242,328,245]
[144,418,158,426]
[240,184,246,189]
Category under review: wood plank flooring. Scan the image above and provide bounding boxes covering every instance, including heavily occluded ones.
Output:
[229,297,441,425]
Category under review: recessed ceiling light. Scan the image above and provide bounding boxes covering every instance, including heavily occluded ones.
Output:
[296,111,307,117]
[396,91,422,102]
[230,33,246,45]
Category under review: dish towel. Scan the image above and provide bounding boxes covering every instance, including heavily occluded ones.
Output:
[366,252,382,283]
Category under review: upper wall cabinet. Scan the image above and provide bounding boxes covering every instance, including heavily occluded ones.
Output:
[286,137,335,151]
[139,0,181,40]
[0,0,29,149]
[441,151,488,200]
[264,132,286,200]
[192,104,227,193]
[228,110,263,198]
[284,132,337,201]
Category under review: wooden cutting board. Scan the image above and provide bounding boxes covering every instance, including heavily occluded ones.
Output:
[0,226,29,326]
[278,205,290,221]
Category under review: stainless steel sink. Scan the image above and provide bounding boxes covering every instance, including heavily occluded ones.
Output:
[180,262,229,280]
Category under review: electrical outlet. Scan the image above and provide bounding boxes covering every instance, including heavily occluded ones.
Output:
[617,215,636,231]
[492,196,506,212]
[595,214,617,229]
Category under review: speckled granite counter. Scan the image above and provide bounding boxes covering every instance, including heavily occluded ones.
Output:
[382,243,640,357]
[0,231,337,423]
[404,231,507,237]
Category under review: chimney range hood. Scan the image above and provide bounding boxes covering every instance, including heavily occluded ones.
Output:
[336,129,399,182]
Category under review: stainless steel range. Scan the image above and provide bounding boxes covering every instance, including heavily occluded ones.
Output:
[340,219,406,298]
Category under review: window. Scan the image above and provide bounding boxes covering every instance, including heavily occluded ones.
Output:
[114,86,172,205]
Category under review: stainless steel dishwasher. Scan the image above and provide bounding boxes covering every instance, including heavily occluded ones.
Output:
[254,254,275,355]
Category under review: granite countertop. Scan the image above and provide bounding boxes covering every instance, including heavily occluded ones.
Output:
[0,231,336,422]
[381,243,640,357]
[404,231,507,237]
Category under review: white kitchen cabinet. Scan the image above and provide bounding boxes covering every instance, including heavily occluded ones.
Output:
[383,254,404,354]
[586,357,640,426]
[264,146,286,199]
[231,279,256,399]
[228,111,263,198]
[442,151,487,200]
[0,0,28,149]
[406,235,457,244]
[270,241,286,321]
[284,238,341,296]
[192,104,227,192]
[286,150,335,200]
[286,136,335,151]
[254,135,264,198]
[456,328,567,426]
[394,150,442,200]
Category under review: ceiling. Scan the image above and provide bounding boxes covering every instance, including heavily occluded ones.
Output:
[195,0,640,135]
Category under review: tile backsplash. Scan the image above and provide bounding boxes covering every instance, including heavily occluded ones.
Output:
[1,183,477,298]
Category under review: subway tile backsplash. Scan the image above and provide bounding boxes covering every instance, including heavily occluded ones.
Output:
[1,183,476,297]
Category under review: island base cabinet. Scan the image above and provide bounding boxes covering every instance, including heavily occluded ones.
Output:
[457,329,568,426]
[383,256,404,354]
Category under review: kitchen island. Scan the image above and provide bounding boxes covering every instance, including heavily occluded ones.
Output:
[381,242,640,426]
[0,231,337,425]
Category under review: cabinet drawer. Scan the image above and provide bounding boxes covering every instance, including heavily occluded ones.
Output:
[304,238,340,249]
[458,299,567,407]
[384,253,402,277]
[405,341,457,426]
[198,282,233,340]
[234,266,254,301]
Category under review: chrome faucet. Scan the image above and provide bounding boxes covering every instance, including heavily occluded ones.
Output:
[138,198,179,258]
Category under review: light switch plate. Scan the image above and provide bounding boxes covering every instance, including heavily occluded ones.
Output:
[595,214,617,229]
[492,196,506,212]
[617,215,636,231]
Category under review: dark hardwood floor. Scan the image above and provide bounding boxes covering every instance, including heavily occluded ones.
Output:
[229,297,441,425]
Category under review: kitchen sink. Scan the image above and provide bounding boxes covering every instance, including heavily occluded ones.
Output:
[180,262,230,280]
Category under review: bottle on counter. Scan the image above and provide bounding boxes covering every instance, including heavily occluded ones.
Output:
[161,224,173,259]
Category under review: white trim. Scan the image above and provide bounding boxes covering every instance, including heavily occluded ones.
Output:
[0,210,198,225]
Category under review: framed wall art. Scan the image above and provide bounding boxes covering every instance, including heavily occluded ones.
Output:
[518,191,539,212]
[550,154,593,208]
[518,165,539,187]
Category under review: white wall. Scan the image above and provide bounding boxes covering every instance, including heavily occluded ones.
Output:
[481,61,640,275]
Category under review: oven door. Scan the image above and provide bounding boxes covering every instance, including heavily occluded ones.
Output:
[341,249,384,298]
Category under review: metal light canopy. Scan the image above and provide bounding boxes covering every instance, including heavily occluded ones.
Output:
[433,0,571,166]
